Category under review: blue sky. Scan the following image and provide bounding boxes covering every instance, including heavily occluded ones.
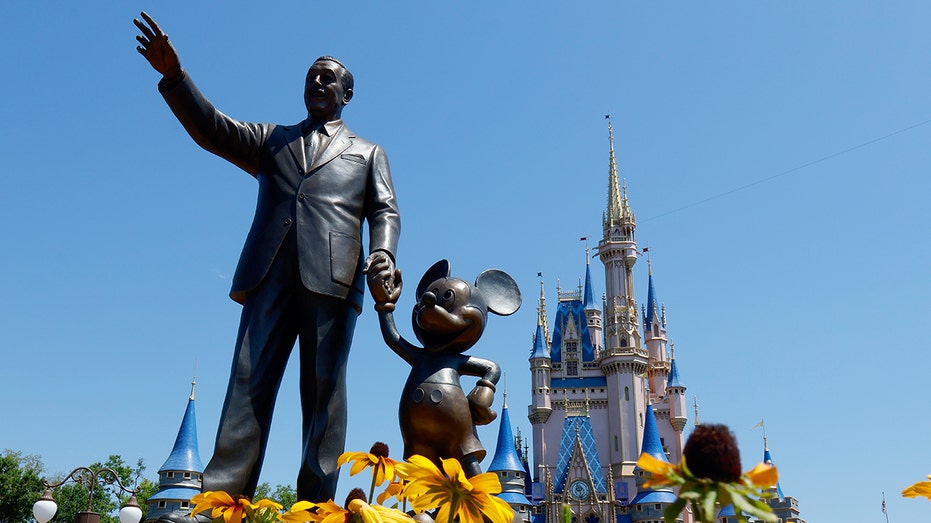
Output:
[2,2,929,521]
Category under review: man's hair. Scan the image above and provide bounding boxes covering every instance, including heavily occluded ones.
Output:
[313,56,354,93]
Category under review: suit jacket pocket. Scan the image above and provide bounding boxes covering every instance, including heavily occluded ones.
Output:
[340,153,367,165]
[329,231,362,287]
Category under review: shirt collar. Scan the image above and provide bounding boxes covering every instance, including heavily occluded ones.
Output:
[303,118,343,137]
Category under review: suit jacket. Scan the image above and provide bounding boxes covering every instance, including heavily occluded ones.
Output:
[160,73,400,311]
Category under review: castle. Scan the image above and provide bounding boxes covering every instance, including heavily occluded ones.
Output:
[483,118,806,523]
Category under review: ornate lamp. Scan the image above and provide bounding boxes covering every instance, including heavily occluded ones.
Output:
[32,466,143,523]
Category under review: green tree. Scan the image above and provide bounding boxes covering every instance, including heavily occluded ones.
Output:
[252,483,297,508]
[0,449,46,523]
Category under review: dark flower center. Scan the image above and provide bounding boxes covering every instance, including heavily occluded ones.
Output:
[683,424,742,482]
[345,487,367,507]
[370,441,390,459]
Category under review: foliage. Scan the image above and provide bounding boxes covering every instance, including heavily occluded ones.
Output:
[252,483,296,510]
[0,450,46,523]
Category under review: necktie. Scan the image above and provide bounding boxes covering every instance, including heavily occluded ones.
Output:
[305,128,322,171]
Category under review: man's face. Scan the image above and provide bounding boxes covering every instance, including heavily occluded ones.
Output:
[304,60,351,122]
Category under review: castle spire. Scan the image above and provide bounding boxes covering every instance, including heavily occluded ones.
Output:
[537,278,550,343]
[604,115,625,228]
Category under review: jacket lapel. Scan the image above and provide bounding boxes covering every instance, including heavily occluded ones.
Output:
[284,123,309,174]
[309,124,353,172]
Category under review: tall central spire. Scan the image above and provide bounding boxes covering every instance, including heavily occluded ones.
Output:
[605,116,624,228]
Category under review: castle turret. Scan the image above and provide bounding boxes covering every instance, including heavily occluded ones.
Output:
[489,396,532,523]
[529,281,553,482]
[630,403,681,523]
[146,380,204,522]
[582,249,603,357]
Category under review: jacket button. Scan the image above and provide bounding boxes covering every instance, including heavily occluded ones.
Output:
[283,218,292,226]
[298,193,306,200]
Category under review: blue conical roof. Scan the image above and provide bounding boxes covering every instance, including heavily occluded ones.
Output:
[583,262,597,311]
[644,272,658,326]
[529,323,549,360]
[488,404,524,473]
[666,358,684,390]
[763,444,785,499]
[639,404,667,461]
[159,398,204,473]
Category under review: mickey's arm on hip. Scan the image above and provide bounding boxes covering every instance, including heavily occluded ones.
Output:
[463,356,501,425]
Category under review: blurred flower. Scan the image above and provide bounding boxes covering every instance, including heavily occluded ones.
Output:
[636,452,682,489]
[683,424,742,483]
[635,423,779,523]
[395,455,513,523]
[903,475,931,501]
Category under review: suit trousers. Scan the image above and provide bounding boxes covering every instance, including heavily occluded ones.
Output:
[202,231,358,502]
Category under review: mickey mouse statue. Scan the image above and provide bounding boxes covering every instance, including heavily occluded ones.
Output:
[366,256,521,477]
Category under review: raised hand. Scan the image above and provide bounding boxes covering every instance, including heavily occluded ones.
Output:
[133,12,182,79]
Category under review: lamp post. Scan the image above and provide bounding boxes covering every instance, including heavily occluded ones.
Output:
[32,466,143,523]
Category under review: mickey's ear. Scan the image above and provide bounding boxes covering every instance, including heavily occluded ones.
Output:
[416,259,451,297]
[475,269,521,316]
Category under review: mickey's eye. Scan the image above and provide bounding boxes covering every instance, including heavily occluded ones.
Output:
[443,289,455,305]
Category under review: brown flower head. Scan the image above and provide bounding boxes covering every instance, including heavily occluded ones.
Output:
[683,424,742,482]
[345,487,368,506]
[370,441,390,459]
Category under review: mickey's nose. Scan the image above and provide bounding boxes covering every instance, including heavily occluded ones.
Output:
[421,291,437,306]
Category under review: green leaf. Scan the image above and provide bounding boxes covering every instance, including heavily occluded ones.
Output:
[700,487,717,522]
[663,497,688,523]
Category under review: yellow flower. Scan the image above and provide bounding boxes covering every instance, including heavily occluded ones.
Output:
[636,452,681,489]
[744,463,779,489]
[279,501,319,523]
[903,475,931,501]
[190,491,258,523]
[338,443,399,487]
[347,499,414,523]
[375,480,406,506]
[395,455,513,523]
[289,498,413,523]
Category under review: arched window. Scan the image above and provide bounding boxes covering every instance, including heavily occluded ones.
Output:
[624,387,630,401]
[620,337,628,347]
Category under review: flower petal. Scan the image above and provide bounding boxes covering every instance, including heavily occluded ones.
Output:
[745,463,779,489]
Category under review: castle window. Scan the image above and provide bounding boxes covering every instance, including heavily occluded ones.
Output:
[181,502,190,509]
[624,387,629,401]
[620,338,628,347]
[166,472,175,479]
[183,472,191,479]
[653,324,659,336]
[614,436,618,451]
[157,501,166,509]
[567,361,579,376]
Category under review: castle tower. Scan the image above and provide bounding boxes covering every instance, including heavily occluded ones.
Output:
[488,395,532,523]
[643,260,670,402]
[664,353,687,462]
[760,435,807,523]
[583,248,603,357]
[146,380,204,522]
[629,403,682,523]
[597,117,648,487]
[529,281,553,481]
